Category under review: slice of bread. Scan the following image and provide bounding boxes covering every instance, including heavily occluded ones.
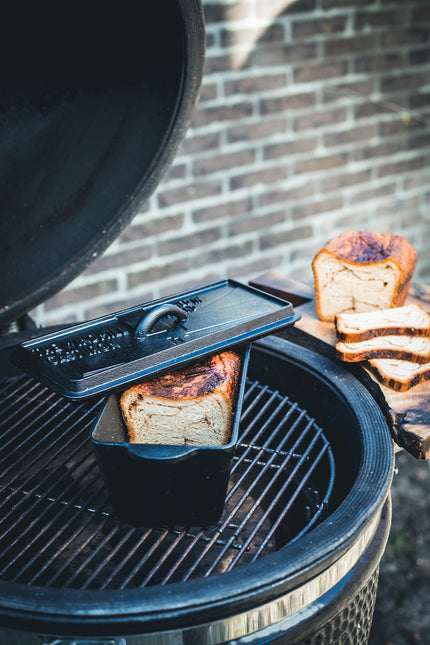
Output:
[335,303,430,342]
[335,335,430,364]
[312,231,417,321]
[120,351,240,446]
[366,358,430,392]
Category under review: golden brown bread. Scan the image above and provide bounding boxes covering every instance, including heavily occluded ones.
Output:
[312,231,418,322]
[120,351,241,446]
[366,358,430,392]
[335,335,430,364]
[335,304,430,342]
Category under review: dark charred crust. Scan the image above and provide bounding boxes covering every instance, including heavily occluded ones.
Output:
[126,351,240,400]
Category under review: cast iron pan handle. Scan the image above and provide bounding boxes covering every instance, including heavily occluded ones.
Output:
[134,304,188,340]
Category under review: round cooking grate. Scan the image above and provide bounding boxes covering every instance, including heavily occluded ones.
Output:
[0,371,334,590]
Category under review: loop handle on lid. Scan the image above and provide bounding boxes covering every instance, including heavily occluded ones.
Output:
[134,304,187,340]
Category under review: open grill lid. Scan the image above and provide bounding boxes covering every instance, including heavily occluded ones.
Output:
[0,0,205,328]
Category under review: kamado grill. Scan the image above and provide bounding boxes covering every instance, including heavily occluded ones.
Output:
[0,2,397,643]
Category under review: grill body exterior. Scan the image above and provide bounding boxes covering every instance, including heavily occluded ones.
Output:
[0,336,394,644]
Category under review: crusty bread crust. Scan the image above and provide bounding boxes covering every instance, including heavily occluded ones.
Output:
[335,335,430,364]
[312,231,418,321]
[335,304,430,342]
[366,358,430,392]
[120,351,240,446]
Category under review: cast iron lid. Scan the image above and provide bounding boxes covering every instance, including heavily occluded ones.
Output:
[0,0,205,327]
[11,279,300,399]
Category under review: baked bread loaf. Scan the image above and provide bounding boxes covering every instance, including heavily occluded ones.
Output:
[312,231,418,321]
[335,304,430,342]
[335,335,430,364]
[366,358,430,392]
[120,351,240,446]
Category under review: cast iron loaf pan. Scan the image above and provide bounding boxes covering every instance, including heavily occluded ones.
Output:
[91,344,250,527]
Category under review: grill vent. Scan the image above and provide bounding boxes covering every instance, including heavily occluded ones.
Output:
[0,373,334,590]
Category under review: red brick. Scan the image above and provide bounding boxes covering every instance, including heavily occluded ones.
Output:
[260,91,316,115]
[379,117,423,137]
[85,246,153,274]
[160,272,222,299]
[377,157,424,178]
[163,162,186,182]
[322,80,374,103]
[260,225,313,250]
[179,131,221,156]
[221,24,283,48]
[324,124,376,148]
[203,2,250,24]
[119,214,184,242]
[193,198,252,224]
[193,240,254,268]
[227,254,285,279]
[128,259,190,290]
[193,149,255,176]
[203,54,235,75]
[295,153,346,174]
[323,0,378,7]
[228,211,286,236]
[412,6,430,22]
[157,181,222,208]
[45,280,118,311]
[230,165,287,190]
[85,292,155,320]
[225,73,287,96]
[352,140,401,163]
[198,82,218,103]
[381,72,429,93]
[227,117,287,144]
[253,43,317,67]
[377,196,420,217]
[403,171,430,191]
[321,169,372,193]
[324,34,377,57]
[292,15,347,39]
[354,53,404,74]
[354,102,394,120]
[256,0,316,17]
[293,60,348,84]
[382,28,430,48]
[192,101,253,128]
[350,183,397,205]
[258,182,316,207]
[264,136,317,160]
[409,48,430,66]
[292,197,343,219]
[158,227,222,256]
[407,132,430,150]
[354,8,408,30]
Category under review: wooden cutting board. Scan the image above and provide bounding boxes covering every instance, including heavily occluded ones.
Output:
[250,272,430,460]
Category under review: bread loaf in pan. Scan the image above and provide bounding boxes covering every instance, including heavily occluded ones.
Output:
[312,231,417,322]
[120,351,240,447]
[91,346,250,527]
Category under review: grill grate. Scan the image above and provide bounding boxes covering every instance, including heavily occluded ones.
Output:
[0,373,335,590]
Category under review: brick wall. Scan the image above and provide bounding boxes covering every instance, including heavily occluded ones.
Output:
[34,0,430,326]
